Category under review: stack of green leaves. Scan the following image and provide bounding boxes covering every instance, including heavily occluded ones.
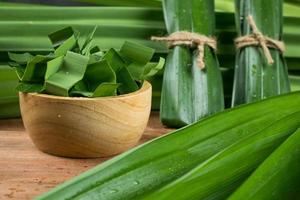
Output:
[231,0,290,106]
[9,27,165,97]
[160,0,224,128]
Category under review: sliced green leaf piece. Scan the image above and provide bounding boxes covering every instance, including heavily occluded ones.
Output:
[103,48,125,72]
[16,82,44,93]
[83,60,116,91]
[142,57,165,79]
[45,51,89,96]
[54,35,78,57]
[8,52,33,65]
[80,26,98,55]
[48,27,75,49]
[120,41,155,65]
[45,56,64,79]
[117,67,139,94]
[92,83,119,97]
[22,55,53,82]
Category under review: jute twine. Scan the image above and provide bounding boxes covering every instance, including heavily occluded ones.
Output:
[151,31,217,69]
[235,15,285,65]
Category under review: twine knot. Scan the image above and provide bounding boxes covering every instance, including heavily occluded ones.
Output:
[151,31,217,69]
[235,15,285,65]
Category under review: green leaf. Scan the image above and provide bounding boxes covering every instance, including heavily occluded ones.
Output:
[45,51,89,96]
[103,48,125,72]
[16,82,44,93]
[92,83,119,97]
[8,52,33,65]
[83,60,116,91]
[36,92,300,200]
[228,128,300,200]
[79,26,98,55]
[54,35,78,57]
[117,67,139,94]
[120,41,155,65]
[142,57,165,79]
[48,27,75,49]
[21,55,53,82]
[45,56,64,79]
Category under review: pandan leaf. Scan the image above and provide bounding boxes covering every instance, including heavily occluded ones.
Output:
[119,41,155,80]
[54,35,78,57]
[9,53,53,83]
[16,82,44,93]
[37,92,300,200]
[228,128,300,200]
[45,56,64,79]
[83,60,116,91]
[92,83,120,97]
[45,51,89,96]
[8,52,33,65]
[120,41,155,65]
[9,62,26,80]
[232,0,290,106]
[8,26,163,98]
[102,48,140,94]
[142,57,165,79]
[79,26,98,55]
[48,27,75,49]
[70,83,119,97]
[117,67,139,94]
[21,55,53,82]
[103,49,125,72]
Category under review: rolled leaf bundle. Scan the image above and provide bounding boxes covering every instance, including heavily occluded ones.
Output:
[158,0,224,127]
[232,0,290,106]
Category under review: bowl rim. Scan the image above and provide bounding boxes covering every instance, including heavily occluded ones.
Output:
[19,81,151,101]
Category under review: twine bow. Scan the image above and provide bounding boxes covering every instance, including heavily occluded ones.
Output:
[235,15,285,65]
[151,31,217,69]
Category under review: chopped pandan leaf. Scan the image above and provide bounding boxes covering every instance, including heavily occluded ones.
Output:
[119,41,155,65]
[103,48,125,72]
[8,52,34,65]
[45,56,64,79]
[8,25,164,98]
[119,41,155,81]
[117,67,139,94]
[9,62,26,80]
[141,57,165,79]
[54,35,78,57]
[90,46,101,54]
[48,27,80,56]
[70,83,119,98]
[48,27,76,49]
[83,60,116,91]
[92,83,119,97]
[127,62,145,80]
[16,82,44,93]
[21,55,54,82]
[79,26,98,56]
[8,53,54,83]
[45,51,89,96]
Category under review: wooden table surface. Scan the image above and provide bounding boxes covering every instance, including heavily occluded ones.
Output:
[0,112,172,200]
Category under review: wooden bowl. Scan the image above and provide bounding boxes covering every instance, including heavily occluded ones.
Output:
[19,81,152,158]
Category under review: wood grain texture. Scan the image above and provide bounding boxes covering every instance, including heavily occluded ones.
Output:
[0,112,173,200]
[19,81,152,158]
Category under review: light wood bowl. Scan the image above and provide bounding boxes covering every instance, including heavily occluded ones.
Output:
[19,81,152,158]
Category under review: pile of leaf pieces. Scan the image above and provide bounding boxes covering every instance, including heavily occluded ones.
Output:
[9,27,165,97]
